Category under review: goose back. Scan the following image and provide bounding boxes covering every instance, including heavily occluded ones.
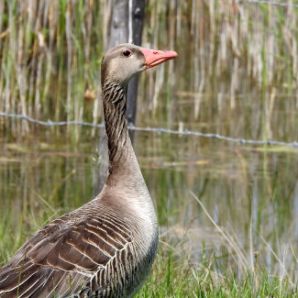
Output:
[0,190,158,297]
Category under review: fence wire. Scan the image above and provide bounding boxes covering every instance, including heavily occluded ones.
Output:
[1,112,297,149]
[245,0,298,8]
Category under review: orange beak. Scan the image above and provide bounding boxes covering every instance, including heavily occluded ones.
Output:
[140,47,178,68]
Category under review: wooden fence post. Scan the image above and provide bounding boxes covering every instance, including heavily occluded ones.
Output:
[95,0,145,194]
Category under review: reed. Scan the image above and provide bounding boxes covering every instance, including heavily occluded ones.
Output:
[0,0,297,140]
[0,0,103,137]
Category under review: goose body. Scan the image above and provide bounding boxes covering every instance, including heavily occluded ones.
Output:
[0,44,177,297]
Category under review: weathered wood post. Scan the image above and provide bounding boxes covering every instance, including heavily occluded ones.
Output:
[126,0,146,134]
[95,0,145,194]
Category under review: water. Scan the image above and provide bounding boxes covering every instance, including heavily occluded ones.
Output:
[1,92,297,281]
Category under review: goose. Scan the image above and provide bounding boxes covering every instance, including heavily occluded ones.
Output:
[0,44,177,297]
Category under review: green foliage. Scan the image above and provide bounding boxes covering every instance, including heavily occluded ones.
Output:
[0,1,298,140]
[136,252,296,298]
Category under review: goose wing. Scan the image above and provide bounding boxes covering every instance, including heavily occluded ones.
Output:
[0,210,133,297]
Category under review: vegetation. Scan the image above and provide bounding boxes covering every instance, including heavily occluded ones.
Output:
[0,189,297,297]
[0,1,297,138]
[0,0,298,297]
[138,254,296,298]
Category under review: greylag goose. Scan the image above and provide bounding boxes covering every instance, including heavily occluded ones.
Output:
[0,44,177,297]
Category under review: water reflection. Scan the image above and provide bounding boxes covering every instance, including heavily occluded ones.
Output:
[1,109,297,281]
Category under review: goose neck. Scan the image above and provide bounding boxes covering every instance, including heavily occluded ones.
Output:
[102,82,131,171]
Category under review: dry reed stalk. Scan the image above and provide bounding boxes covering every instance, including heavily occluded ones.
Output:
[190,192,251,273]
[0,1,105,136]
[0,0,297,138]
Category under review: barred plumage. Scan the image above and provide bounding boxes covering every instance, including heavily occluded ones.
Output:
[0,43,177,297]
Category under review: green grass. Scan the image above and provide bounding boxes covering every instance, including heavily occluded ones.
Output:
[137,254,297,298]
[1,225,296,297]
[0,203,296,298]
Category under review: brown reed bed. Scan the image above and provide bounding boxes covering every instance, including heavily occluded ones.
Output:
[0,0,297,140]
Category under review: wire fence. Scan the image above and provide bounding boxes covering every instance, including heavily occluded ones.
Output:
[1,112,298,149]
[246,0,298,8]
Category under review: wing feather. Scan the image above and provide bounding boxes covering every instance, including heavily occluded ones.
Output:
[0,205,134,297]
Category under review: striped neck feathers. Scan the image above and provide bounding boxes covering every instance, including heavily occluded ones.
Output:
[102,82,129,167]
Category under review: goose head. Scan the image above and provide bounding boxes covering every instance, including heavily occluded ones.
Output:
[101,43,178,86]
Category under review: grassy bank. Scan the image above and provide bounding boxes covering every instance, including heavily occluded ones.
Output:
[138,255,296,297]
[0,206,296,297]
[0,169,297,297]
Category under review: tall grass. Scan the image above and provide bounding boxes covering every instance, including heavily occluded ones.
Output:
[0,182,296,296]
[0,0,297,139]
[137,253,296,297]
[0,0,103,136]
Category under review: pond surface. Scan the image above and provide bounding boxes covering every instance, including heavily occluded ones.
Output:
[1,91,297,282]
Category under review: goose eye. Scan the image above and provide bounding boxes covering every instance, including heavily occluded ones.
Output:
[122,49,132,57]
